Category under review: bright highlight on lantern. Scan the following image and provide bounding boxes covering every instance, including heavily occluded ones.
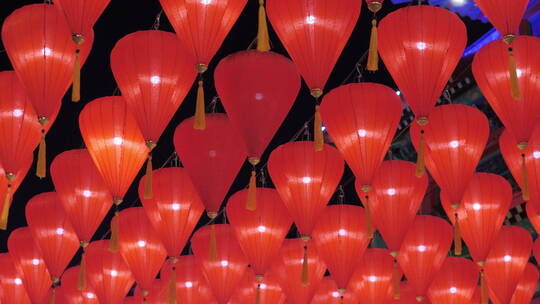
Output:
[302,176,312,184]
[110,270,118,277]
[255,93,264,100]
[260,283,267,289]
[257,225,266,232]
[201,0,212,4]
[86,293,96,299]
[82,190,92,197]
[449,140,459,148]
[56,228,64,235]
[332,291,340,298]
[220,260,229,267]
[450,286,458,294]
[338,228,347,236]
[306,15,316,24]
[533,151,540,159]
[41,47,52,56]
[12,109,23,117]
[14,278,22,285]
[417,245,427,252]
[31,258,40,265]
[357,129,367,137]
[416,42,427,50]
[504,255,512,262]
[137,240,146,247]
[185,281,193,288]
[150,75,161,84]
[472,203,481,211]
[387,188,396,196]
[113,137,123,145]
[368,275,378,282]
[171,203,181,211]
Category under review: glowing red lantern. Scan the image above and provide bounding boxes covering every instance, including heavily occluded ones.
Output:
[174,113,247,217]
[56,266,99,304]
[397,215,453,301]
[312,204,370,291]
[79,96,149,203]
[311,277,359,304]
[267,141,344,237]
[226,188,292,277]
[0,253,31,304]
[85,240,135,304]
[378,5,466,121]
[191,224,249,304]
[228,270,285,304]
[484,225,532,304]
[427,257,478,304]
[0,161,31,229]
[117,207,167,298]
[495,263,539,304]
[473,0,528,38]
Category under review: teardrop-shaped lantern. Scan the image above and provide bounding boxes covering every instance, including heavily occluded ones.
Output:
[191,224,249,304]
[266,0,361,96]
[368,160,428,253]
[397,215,453,301]
[311,277,359,304]
[228,270,286,304]
[270,238,326,304]
[215,50,300,162]
[312,204,370,291]
[79,96,149,204]
[0,161,31,229]
[0,253,31,304]
[473,0,528,38]
[85,240,135,304]
[227,188,292,277]
[56,266,99,304]
[111,30,197,147]
[267,141,344,237]
[174,113,247,217]
[117,207,167,297]
[484,226,532,304]
[25,192,80,282]
[139,167,204,258]
[378,5,466,121]
[427,257,478,304]
[7,227,51,304]
[497,263,539,304]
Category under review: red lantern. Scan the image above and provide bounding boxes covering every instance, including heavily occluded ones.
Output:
[267,141,344,237]
[111,30,197,146]
[270,238,326,304]
[7,227,51,304]
[312,204,370,290]
[191,224,249,304]
[174,113,247,217]
[25,192,80,281]
[484,226,532,304]
[427,257,478,304]
[0,161,31,229]
[496,263,539,304]
[266,0,361,95]
[215,50,300,162]
[228,270,285,304]
[0,253,31,304]
[79,96,149,203]
[473,0,528,37]
[226,188,292,276]
[139,167,204,258]
[526,202,540,233]
[368,160,428,253]
[378,5,466,121]
[54,0,109,41]
[311,277,359,304]
[56,266,99,304]
[397,215,453,301]
[85,240,135,304]
[117,207,167,296]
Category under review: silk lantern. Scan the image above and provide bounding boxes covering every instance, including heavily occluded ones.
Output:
[427,257,478,304]
[312,204,370,291]
[496,263,539,304]
[398,215,453,302]
[483,225,532,304]
[7,227,52,304]
[228,270,286,304]
[311,277,359,304]
[191,224,249,304]
[174,113,247,218]
[0,161,31,230]
[56,266,99,304]
[0,253,31,304]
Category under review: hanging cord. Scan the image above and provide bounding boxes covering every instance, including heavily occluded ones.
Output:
[151,10,163,30]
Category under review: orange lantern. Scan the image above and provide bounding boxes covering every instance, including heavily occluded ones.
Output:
[312,204,370,291]
[495,263,539,304]
[427,257,478,304]
[526,201,540,233]
[228,270,286,304]
[191,224,249,304]
[378,5,466,122]
[174,113,247,218]
[484,226,532,304]
[311,277,359,304]
[56,266,99,304]
[7,227,51,304]
[85,240,135,304]
[270,238,326,304]
[117,207,167,299]
[267,141,344,237]
[226,188,292,279]
[0,253,31,304]
[0,161,31,230]
[397,215,453,301]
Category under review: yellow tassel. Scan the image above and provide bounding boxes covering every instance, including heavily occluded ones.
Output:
[367,19,379,71]
[301,245,309,286]
[257,0,270,52]
[314,105,323,152]
[393,259,400,299]
[416,131,425,178]
[256,283,262,304]
[77,250,86,290]
[167,267,177,304]
[521,154,530,201]
[209,224,218,262]
[0,184,12,230]
[365,196,373,238]
[36,131,46,179]
[193,79,206,130]
[72,50,81,102]
[454,213,462,256]
[246,170,257,211]
[50,288,55,304]
[144,155,153,199]
[480,270,488,304]
[508,47,521,100]
[109,212,119,252]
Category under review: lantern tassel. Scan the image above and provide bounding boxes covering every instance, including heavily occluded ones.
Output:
[37,131,46,178]
[393,259,400,299]
[193,79,206,130]
[416,131,425,178]
[246,170,257,211]
[209,224,218,262]
[365,196,373,238]
[167,267,176,304]
[109,212,119,252]
[301,244,309,286]
[314,105,323,151]
[367,19,378,71]
[257,0,270,52]
[256,283,262,304]
[480,270,488,304]
[521,154,530,200]
[50,288,55,304]
[72,49,81,102]
[340,296,344,304]
[507,47,521,100]
[454,213,462,256]
[77,249,86,290]
[144,154,153,199]
[0,184,12,230]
